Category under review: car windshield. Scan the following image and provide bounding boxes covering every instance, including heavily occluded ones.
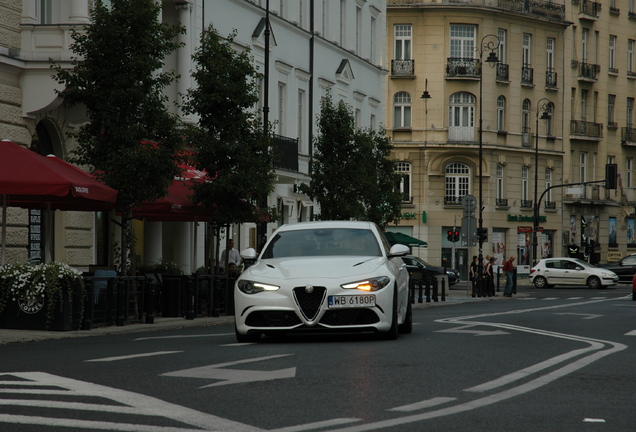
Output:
[261,228,382,259]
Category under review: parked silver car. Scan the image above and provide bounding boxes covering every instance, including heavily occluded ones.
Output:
[530,257,618,289]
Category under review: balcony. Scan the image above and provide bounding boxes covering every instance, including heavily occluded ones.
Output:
[496,198,509,207]
[520,200,533,209]
[578,62,600,81]
[578,0,601,20]
[545,70,557,89]
[621,127,636,145]
[521,66,534,85]
[446,58,479,79]
[391,59,415,77]
[570,120,603,139]
[272,134,299,172]
[497,63,509,81]
[545,201,556,210]
[610,6,620,15]
[444,196,463,205]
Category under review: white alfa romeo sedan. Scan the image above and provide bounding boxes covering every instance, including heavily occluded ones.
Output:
[234,221,412,342]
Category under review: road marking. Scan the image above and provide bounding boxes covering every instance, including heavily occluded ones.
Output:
[554,313,602,320]
[162,354,296,388]
[436,325,508,337]
[567,297,584,300]
[583,418,606,423]
[542,297,559,300]
[388,397,456,412]
[85,351,182,362]
[626,330,636,336]
[269,418,361,432]
[134,333,234,341]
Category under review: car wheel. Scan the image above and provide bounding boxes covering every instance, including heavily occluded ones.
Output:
[533,276,547,288]
[378,287,399,340]
[587,276,602,290]
[398,300,412,334]
[235,325,260,343]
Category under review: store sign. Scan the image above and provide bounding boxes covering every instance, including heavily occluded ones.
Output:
[508,214,546,223]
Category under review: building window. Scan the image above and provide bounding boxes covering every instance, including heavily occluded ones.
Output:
[445,163,470,204]
[449,92,475,141]
[450,24,475,59]
[297,89,305,153]
[522,34,532,67]
[394,25,412,60]
[608,94,616,126]
[628,98,635,128]
[522,99,531,147]
[356,5,362,54]
[370,15,377,63]
[395,162,412,202]
[609,35,617,73]
[545,102,554,136]
[545,169,552,205]
[497,96,505,131]
[579,152,587,183]
[627,158,634,188]
[340,0,346,46]
[496,165,504,201]
[629,39,635,75]
[393,92,412,128]
[498,28,507,64]
[546,38,555,72]
[39,0,53,24]
[277,82,286,135]
[582,28,589,63]
[321,1,329,39]
[521,167,529,202]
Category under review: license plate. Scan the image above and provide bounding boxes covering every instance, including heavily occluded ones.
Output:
[328,295,376,308]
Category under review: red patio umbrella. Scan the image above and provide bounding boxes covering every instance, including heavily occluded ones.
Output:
[0,139,118,264]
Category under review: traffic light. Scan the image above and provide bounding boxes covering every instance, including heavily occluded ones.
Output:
[478,227,488,243]
[453,230,460,242]
[447,230,454,241]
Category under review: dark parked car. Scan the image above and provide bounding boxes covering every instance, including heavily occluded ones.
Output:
[402,255,460,286]
[598,253,636,283]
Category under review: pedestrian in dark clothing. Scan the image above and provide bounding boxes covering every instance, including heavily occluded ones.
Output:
[503,256,515,297]
[470,256,478,297]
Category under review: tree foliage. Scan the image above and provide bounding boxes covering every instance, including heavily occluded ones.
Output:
[182,26,275,226]
[305,95,402,228]
[53,0,185,210]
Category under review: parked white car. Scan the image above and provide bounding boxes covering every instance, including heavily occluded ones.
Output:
[530,257,619,289]
[234,221,412,342]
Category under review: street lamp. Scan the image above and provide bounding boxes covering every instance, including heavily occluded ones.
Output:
[533,98,552,265]
[477,34,500,292]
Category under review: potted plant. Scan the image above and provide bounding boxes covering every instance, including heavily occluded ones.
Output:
[0,262,85,331]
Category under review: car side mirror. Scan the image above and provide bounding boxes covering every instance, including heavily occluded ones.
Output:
[388,244,410,257]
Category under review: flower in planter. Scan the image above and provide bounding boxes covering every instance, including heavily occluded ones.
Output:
[0,262,86,330]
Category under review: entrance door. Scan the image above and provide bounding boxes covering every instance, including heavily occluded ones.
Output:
[442,248,468,282]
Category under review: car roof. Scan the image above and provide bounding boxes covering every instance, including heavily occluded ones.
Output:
[274,220,376,233]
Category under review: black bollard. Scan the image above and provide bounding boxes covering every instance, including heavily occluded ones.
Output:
[145,281,155,324]
[441,277,446,301]
[115,278,125,326]
[186,277,195,320]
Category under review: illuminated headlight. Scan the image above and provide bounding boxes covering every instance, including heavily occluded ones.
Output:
[341,276,390,292]
[237,280,280,294]
[600,272,615,278]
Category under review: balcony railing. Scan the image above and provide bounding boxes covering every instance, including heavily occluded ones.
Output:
[391,59,415,76]
[446,58,479,78]
[622,127,636,144]
[545,70,557,88]
[520,200,533,209]
[496,198,508,207]
[272,134,299,172]
[579,0,601,18]
[545,201,556,209]
[570,120,603,138]
[444,196,463,205]
[578,62,600,81]
[497,63,509,81]
[521,66,534,85]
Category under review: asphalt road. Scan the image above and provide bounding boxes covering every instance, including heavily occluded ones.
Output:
[0,284,634,431]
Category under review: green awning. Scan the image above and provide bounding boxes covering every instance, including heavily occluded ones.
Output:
[383,231,428,248]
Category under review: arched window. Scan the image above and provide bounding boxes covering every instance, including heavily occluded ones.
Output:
[393,92,412,128]
[497,96,506,131]
[445,162,470,204]
[395,162,412,202]
[449,92,475,141]
[522,99,531,147]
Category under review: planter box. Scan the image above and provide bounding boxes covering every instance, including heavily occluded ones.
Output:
[0,296,76,332]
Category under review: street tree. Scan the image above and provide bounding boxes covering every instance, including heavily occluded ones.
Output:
[182,26,275,267]
[305,96,402,228]
[53,0,185,273]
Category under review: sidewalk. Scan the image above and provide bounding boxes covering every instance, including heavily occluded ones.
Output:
[0,280,531,346]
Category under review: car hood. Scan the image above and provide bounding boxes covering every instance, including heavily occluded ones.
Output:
[242,256,389,281]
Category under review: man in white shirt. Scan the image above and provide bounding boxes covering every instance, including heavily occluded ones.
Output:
[219,239,241,274]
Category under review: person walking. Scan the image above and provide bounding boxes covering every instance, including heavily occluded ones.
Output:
[470,255,478,297]
[484,256,495,297]
[503,256,515,297]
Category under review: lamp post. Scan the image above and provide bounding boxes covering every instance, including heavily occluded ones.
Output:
[533,98,552,265]
[477,34,500,293]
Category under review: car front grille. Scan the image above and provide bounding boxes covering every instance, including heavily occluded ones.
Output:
[245,310,302,327]
[320,309,379,326]
[292,286,327,321]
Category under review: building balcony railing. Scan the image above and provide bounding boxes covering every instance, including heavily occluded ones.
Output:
[387,0,566,22]
[497,63,509,81]
[272,134,299,172]
[520,200,533,209]
[496,198,509,207]
[446,58,479,79]
[545,70,557,88]
[578,62,600,81]
[621,127,636,145]
[444,196,463,205]
[570,120,603,139]
[521,66,534,85]
[545,201,556,209]
[609,67,619,74]
[610,6,620,15]
[578,0,601,19]
[391,59,415,77]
